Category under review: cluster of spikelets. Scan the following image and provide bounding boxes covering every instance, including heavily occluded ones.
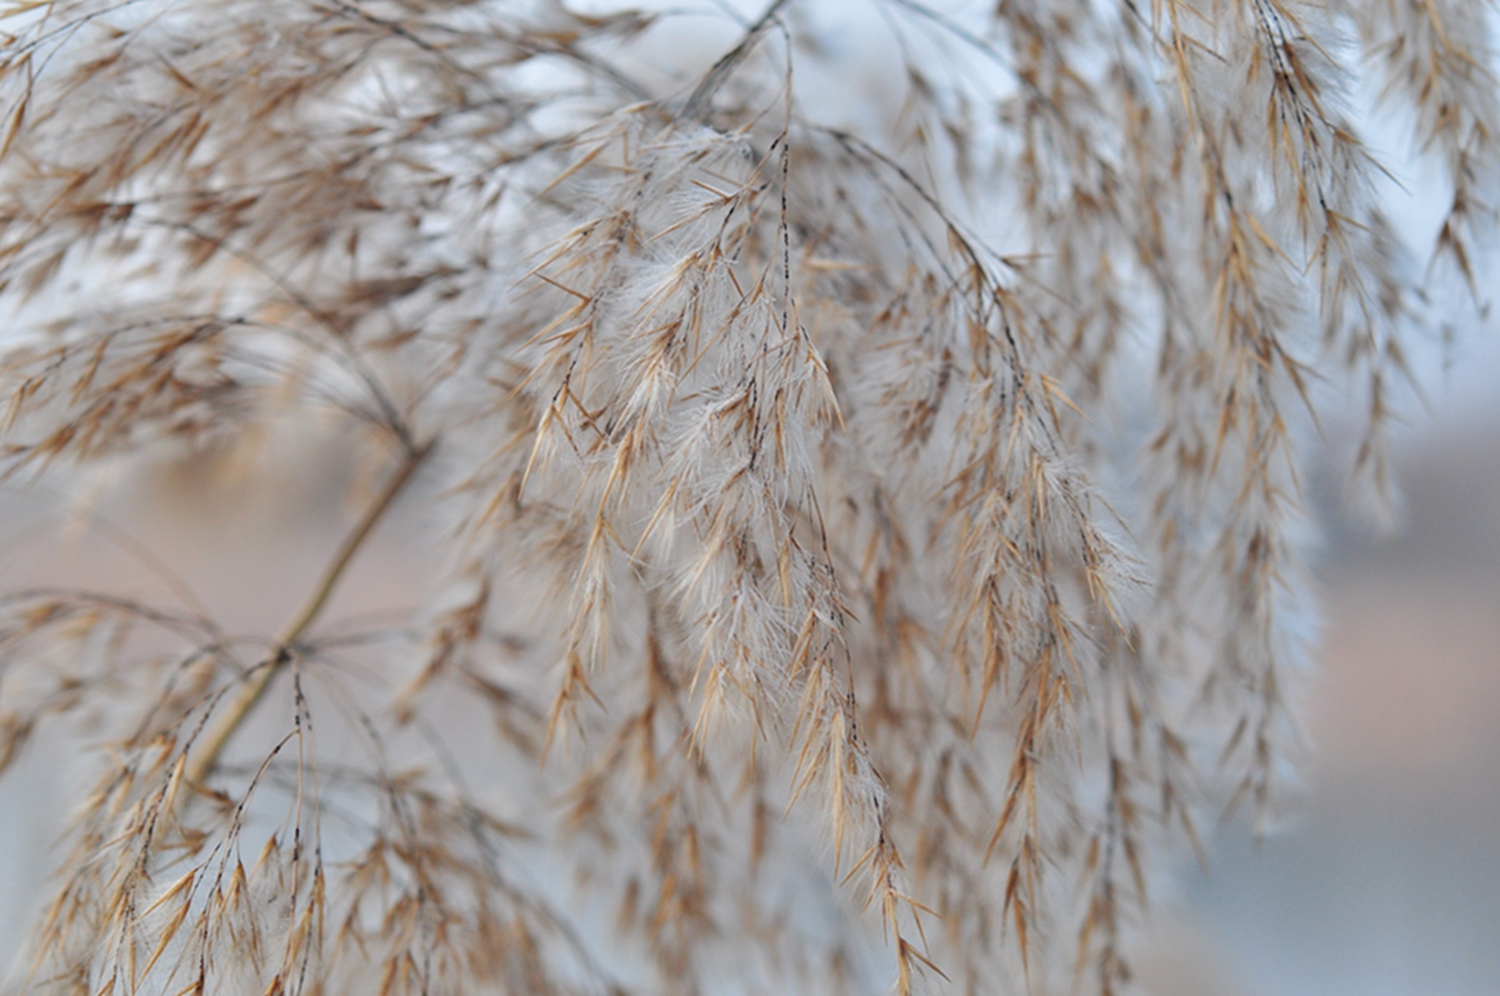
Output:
[0,1,1493,994]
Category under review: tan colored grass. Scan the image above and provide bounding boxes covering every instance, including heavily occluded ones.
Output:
[0,1,1493,994]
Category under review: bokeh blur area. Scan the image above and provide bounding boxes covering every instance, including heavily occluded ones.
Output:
[1141,385,1500,992]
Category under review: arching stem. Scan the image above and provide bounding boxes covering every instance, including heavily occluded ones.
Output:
[185,439,433,787]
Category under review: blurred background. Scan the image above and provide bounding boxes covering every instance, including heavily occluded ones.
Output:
[1138,337,1500,995]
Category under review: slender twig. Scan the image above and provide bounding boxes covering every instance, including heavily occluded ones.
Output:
[681,0,791,120]
[185,439,433,787]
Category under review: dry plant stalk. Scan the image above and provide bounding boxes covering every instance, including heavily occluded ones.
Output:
[0,1,1492,994]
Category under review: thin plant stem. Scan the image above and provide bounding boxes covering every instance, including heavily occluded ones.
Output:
[185,439,433,787]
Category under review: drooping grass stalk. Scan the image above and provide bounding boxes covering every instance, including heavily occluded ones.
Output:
[0,1,1493,992]
[185,439,433,787]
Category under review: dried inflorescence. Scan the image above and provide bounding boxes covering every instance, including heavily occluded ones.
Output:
[0,1,1492,994]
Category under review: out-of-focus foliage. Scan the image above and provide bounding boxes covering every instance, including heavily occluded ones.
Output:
[0,1,1492,994]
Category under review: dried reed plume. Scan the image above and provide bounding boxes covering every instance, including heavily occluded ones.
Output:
[0,1,1492,993]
